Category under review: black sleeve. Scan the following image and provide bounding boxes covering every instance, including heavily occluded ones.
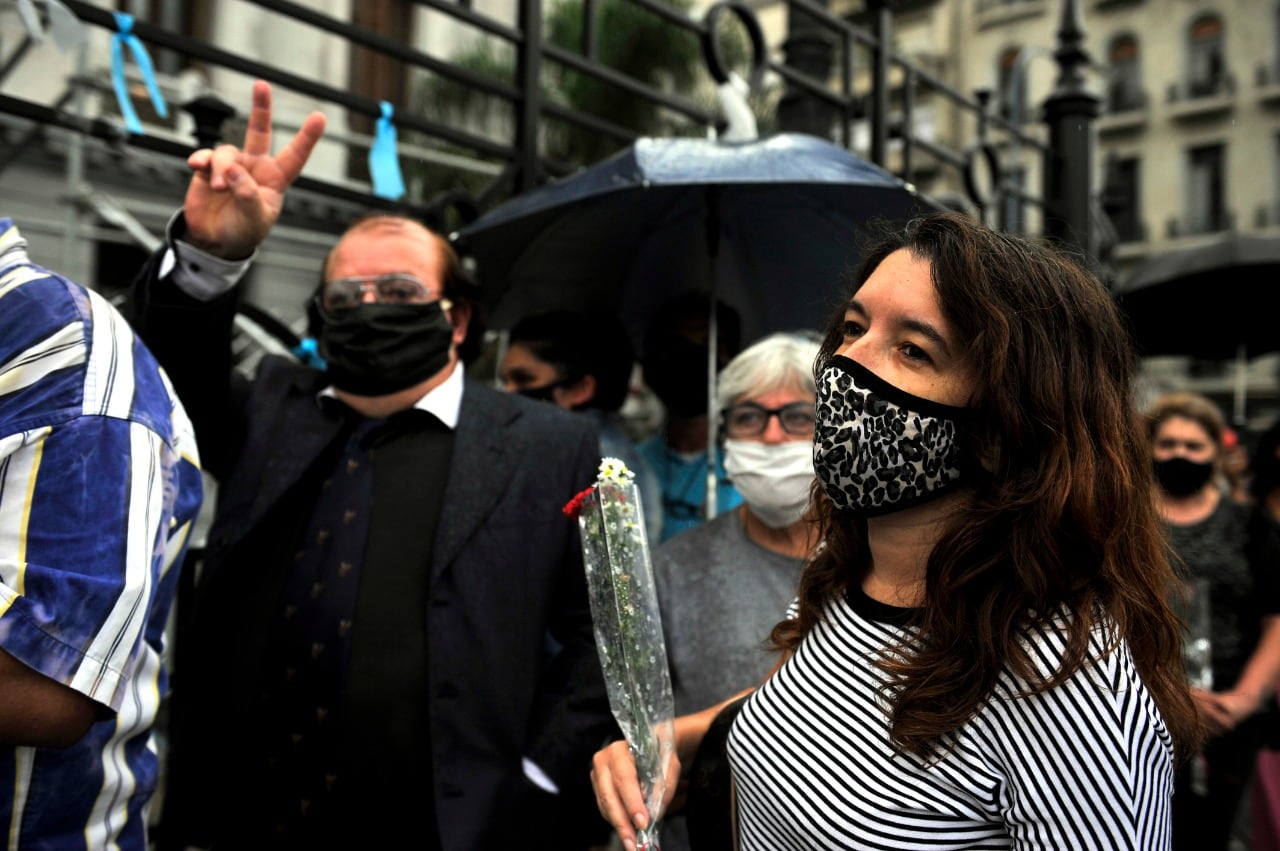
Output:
[120,214,246,482]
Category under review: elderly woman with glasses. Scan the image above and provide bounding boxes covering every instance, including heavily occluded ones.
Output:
[649,330,821,851]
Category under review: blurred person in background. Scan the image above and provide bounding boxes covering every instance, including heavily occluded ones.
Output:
[1222,426,1251,503]
[1247,417,1280,851]
[499,308,661,542]
[651,330,821,851]
[1250,419,1280,523]
[638,292,743,543]
[1146,391,1280,851]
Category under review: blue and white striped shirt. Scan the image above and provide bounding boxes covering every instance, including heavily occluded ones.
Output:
[0,218,203,850]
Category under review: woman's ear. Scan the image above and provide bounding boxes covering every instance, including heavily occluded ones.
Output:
[976,440,999,474]
[558,374,597,409]
[968,421,999,475]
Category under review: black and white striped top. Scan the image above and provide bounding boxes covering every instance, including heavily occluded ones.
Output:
[727,585,1174,850]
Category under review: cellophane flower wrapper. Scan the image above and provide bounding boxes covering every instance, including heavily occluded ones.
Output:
[573,458,675,850]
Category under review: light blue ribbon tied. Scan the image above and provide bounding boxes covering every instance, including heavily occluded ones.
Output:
[291,336,328,370]
[111,12,168,135]
[14,0,87,52]
[369,101,406,201]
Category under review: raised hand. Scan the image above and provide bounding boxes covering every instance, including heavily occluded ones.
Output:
[182,80,327,259]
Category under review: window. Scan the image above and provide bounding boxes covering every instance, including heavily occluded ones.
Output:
[1107,157,1142,243]
[1187,15,1227,97]
[998,47,1028,123]
[1107,35,1143,112]
[1186,145,1227,234]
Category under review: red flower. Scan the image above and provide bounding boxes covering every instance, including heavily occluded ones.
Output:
[562,486,595,519]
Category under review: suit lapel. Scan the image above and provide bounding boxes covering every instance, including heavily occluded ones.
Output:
[240,375,348,537]
[433,379,520,577]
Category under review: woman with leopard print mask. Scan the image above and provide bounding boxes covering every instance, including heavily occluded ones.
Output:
[592,211,1201,851]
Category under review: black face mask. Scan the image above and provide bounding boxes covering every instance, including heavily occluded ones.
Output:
[1154,457,1216,497]
[311,300,455,396]
[517,377,573,405]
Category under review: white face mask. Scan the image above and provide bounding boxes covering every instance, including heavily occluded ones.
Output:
[723,439,815,529]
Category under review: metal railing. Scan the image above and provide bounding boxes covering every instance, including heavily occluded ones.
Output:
[0,0,1100,258]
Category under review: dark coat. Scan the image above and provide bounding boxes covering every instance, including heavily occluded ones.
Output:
[130,245,615,850]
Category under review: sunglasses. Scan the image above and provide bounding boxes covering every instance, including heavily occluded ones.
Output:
[320,273,440,312]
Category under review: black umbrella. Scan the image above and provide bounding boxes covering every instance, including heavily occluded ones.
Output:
[1113,231,1280,360]
[452,131,938,515]
[451,132,937,345]
[1113,230,1280,423]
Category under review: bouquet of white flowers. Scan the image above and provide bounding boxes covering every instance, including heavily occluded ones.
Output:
[564,457,675,850]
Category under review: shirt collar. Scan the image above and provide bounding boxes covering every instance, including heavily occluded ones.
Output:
[0,218,30,274]
[413,359,464,429]
[318,358,464,430]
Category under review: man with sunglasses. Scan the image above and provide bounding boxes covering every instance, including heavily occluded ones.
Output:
[649,331,821,851]
[126,81,615,851]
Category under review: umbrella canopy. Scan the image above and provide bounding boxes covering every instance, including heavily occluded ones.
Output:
[452,132,937,519]
[1112,230,1280,427]
[450,132,939,347]
[1112,230,1280,361]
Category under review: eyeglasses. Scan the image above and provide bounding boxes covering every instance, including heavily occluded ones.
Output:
[722,402,816,438]
[320,273,440,312]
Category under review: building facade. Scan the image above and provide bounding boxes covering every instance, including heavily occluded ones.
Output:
[760,0,1280,432]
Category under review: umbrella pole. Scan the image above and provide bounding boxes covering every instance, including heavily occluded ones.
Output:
[705,187,721,521]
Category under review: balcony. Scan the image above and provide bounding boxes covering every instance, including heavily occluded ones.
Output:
[1257,62,1280,106]
[1167,210,1236,238]
[1257,202,1280,230]
[976,0,1048,28]
[1167,74,1236,121]
[1113,217,1149,246]
[1114,241,1151,264]
[1099,88,1149,135]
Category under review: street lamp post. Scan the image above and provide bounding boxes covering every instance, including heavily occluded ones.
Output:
[778,0,836,137]
[1042,0,1101,262]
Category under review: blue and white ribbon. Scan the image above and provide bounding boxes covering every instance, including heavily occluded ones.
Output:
[369,101,406,201]
[110,12,168,135]
[14,0,87,52]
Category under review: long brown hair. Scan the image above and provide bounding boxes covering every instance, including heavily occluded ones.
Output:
[773,212,1201,761]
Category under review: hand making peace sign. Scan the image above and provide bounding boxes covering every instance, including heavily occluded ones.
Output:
[181,80,327,260]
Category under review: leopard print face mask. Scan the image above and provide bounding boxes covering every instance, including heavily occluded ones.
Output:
[813,355,970,516]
